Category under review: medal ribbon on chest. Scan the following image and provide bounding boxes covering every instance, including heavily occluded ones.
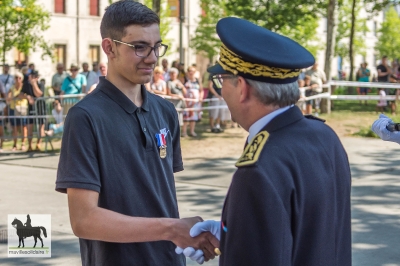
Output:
[155,129,168,159]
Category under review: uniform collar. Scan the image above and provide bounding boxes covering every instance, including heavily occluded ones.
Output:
[264,105,304,133]
[98,77,149,114]
[248,105,292,142]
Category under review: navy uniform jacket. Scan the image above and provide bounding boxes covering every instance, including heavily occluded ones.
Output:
[220,106,352,266]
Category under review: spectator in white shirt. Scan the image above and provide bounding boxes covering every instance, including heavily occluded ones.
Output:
[81,62,99,93]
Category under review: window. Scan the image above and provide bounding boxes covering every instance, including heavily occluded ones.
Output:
[14,48,26,69]
[54,0,65,14]
[168,0,179,18]
[90,0,99,16]
[89,45,100,66]
[54,44,67,66]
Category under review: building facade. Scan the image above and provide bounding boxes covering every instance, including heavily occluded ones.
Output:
[1,0,388,83]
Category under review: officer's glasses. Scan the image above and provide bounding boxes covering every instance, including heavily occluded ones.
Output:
[112,39,168,58]
[212,74,237,89]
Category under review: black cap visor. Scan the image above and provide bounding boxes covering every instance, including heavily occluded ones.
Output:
[207,63,231,76]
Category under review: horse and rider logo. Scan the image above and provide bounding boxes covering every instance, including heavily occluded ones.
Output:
[8,214,52,257]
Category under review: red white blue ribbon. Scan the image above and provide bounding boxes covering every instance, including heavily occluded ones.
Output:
[155,133,166,147]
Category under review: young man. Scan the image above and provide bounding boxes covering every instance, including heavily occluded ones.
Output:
[55,1,218,265]
[178,17,352,266]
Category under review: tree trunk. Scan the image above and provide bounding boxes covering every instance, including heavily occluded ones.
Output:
[152,0,161,16]
[322,0,338,113]
[349,0,356,82]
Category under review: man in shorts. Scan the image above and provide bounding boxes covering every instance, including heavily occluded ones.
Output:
[55,1,218,265]
[208,75,227,133]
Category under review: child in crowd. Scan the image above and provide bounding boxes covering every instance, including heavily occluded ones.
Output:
[44,99,64,136]
[377,88,387,113]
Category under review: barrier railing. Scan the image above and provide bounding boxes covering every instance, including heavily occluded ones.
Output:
[1,80,393,152]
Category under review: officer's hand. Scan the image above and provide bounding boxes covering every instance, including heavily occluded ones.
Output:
[190,220,221,241]
[171,218,219,262]
[175,246,205,265]
[175,220,221,264]
[372,114,400,143]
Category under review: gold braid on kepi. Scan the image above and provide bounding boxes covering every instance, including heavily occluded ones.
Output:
[218,44,301,79]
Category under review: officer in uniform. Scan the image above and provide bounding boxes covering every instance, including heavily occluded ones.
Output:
[177,17,352,265]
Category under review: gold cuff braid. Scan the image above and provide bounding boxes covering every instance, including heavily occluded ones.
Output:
[218,44,301,79]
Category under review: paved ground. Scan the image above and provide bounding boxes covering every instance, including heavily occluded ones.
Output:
[0,137,399,265]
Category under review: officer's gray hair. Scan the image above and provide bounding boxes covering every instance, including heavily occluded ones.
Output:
[244,79,300,107]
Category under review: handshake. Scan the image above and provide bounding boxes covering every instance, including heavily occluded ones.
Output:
[175,220,221,265]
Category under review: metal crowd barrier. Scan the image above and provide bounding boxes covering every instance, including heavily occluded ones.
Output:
[0,92,230,152]
[2,80,398,152]
[297,81,400,113]
[0,94,85,152]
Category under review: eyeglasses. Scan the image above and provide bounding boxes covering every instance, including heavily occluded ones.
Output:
[112,39,168,58]
[212,74,237,89]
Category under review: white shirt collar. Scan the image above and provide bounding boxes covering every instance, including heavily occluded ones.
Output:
[248,105,293,142]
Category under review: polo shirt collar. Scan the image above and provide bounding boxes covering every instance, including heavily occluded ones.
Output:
[98,77,149,113]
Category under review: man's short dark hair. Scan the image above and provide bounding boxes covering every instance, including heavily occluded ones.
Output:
[100,0,160,40]
[383,55,388,59]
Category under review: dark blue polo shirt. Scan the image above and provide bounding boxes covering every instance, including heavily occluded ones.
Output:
[56,77,185,266]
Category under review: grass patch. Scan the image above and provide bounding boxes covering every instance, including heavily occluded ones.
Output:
[352,127,379,138]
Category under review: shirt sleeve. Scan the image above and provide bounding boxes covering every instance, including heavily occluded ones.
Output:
[81,75,87,86]
[56,106,101,193]
[169,102,183,173]
[51,75,57,87]
[0,81,5,94]
[61,78,69,92]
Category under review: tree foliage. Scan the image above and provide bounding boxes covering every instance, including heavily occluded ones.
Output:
[335,0,367,60]
[190,0,225,62]
[144,0,173,54]
[0,0,52,65]
[278,13,322,57]
[375,6,400,60]
[224,0,325,32]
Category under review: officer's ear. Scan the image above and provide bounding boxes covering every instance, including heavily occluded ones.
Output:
[237,76,251,103]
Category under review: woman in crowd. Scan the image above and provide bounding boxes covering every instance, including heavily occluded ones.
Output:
[60,63,86,113]
[6,72,28,151]
[166,67,186,133]
[182,66,203,137]
[61,63,86,96]
[357,62,370,105]
[150,66,167,95]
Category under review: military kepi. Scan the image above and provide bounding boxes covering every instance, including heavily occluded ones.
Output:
[208,17,315,84]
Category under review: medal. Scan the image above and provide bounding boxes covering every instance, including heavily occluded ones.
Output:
[159,146,167,158]
[155,133,167,159]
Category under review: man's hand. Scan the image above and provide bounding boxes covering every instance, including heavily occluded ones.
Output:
[372,114,400,143]
[171,218,219,261]
[29,75,38,86]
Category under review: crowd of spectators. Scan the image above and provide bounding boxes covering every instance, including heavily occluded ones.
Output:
[148,59,233,137]
[296,55,400,116]
[0,61,106,153]
[0,58,234,152]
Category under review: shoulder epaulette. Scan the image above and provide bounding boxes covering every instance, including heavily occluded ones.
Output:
[304,115,326,123]
[235,131,269,167]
